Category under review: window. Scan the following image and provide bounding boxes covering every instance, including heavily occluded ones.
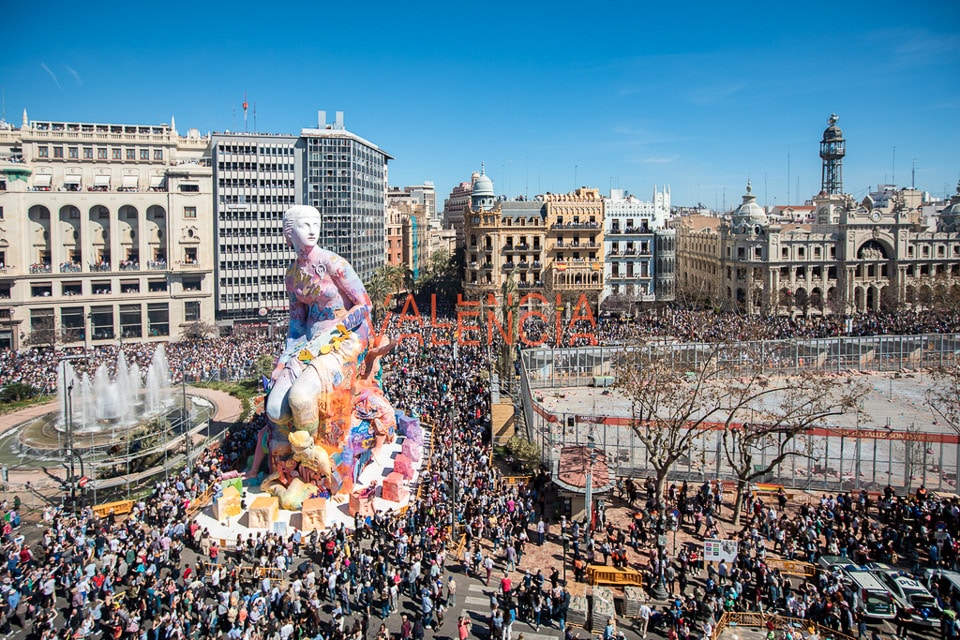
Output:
[180,183,199,193]
[69,147,79,159]
[184,301,200,322]
[113,148,122,159]
[147,303,169,336]
[83,147,93,159]
[53,147,64,158]
[126,149,135,160]
[183,206,197,219]
[37,146,49,158]
[0,207,3,219]
[153,149,162,161]
[97,148,107,159]
[140,149,149,160]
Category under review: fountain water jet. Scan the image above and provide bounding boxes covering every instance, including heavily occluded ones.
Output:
[57,346,174,434]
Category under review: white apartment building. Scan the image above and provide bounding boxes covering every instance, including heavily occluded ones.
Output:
[601,186,673,309]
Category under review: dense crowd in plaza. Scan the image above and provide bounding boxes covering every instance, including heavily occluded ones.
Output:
[595,308,960,344]
[1,307,959,393]
[0,307,957,640]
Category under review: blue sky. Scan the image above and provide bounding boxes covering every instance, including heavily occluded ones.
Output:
[2,0,958,208]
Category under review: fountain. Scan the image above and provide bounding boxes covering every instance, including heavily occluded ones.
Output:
[57,346,174,433]
[0,345,214,472]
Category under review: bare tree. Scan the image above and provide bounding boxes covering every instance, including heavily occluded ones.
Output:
[926,365,960,434]
[718,360,867,524]
[24,314,57,350]
[180,320,218,341]
[613,342,724,504]
[615,340,864,515]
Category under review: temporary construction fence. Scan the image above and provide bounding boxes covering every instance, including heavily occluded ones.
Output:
[519,333,960,494]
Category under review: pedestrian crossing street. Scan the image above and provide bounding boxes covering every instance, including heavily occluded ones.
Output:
[461,584,562,640]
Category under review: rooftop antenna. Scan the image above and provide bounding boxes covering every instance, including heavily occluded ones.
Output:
[0,88,6,124]
[242,93,249,133]
[911,159,916,189]
[253,102,257,133]
[787,146,790,203]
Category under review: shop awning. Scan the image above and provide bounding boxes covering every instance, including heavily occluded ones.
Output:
[93,175,110,188]
[122,175,139,189]
[149,176,165,188]
[34,174,51,187]
[64,174,82,185]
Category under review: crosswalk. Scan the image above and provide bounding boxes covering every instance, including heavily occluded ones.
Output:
[459,584,562,640]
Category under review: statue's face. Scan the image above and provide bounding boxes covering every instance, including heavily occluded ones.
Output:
[289,215,321,251]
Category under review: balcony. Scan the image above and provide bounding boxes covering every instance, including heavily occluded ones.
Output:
[29,264,52,274]
[60,262,82,273]
[552,221,599,230]
[503,244,530,253]
[147,260,168,271]
[608,226,651,235]
[555,241,599,250]
[119,261,141,271]
[518,261,530,269]
[89,262,112,272]
[518,281,544,290]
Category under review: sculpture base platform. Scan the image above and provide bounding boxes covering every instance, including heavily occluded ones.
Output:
[194,431,425,537]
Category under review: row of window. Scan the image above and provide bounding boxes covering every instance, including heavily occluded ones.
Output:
[36,145,164,161]
[216,145,294,155]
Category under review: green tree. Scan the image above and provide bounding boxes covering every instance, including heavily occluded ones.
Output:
[0,382,38,403]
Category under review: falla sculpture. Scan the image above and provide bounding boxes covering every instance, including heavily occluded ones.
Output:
[248,205,397,510]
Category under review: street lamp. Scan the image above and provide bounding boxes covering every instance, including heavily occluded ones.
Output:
[584,433,596,532]
[562,531,569,584]
[59,354,88,515]
[447,398,457,538]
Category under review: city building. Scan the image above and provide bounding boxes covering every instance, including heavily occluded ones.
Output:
[462,166,605,310]
[385,204,404,267]
[0,111,214,349]
[301,111,392,284]
[211,132,301,330]
[675,115,960,316]
[441,178,473,248]
[384,199,429,280]
[601,187,673,311]
[388,182,437,226]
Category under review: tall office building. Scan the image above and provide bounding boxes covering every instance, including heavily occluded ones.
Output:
[0,111,214,349]
[301,111,392,283]
[211,133,301,329]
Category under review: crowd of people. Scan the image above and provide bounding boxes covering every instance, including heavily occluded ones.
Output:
[2,307,959,395]
[595,308,960,344]
[0,305,957,640]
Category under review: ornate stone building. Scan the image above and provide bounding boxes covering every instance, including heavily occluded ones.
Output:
[0,111,214,349]
[676,115,960,316]
[462,167,605,310]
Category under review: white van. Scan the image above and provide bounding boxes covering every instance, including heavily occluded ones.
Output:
[845,569,896,620]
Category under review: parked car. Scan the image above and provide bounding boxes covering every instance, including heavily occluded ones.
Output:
[818,555,859,572]
[868,563,942,627]
[844,569,896,620]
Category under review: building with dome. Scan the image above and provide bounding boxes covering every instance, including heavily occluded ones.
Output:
[461,167,606,310]
[676,115,960,316]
